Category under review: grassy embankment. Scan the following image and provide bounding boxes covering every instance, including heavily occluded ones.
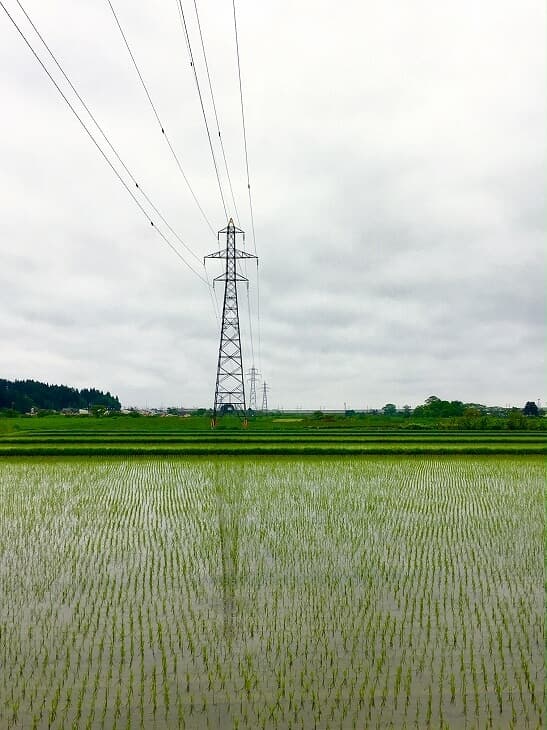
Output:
[0,414,544,455]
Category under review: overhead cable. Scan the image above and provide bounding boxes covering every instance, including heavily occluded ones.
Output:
[255,263,262,372]
[232,0,261,369]
[192,0,240,224]
[14,0,203,267]
[231,0,256,255]
[1,0,209,285]
[174,0,229,222]
[245,284,255,367]
[107,0,217,238]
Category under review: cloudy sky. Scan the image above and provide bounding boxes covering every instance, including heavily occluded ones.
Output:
[1,0,544,409]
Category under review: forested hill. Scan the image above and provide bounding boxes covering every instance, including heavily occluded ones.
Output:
[0,378,121,413]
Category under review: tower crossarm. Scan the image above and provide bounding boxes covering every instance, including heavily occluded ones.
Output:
[217,222,245,235]
[205,248,257,261]
[213,272,249,283]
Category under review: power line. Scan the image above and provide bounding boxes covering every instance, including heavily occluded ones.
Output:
[1,0,209,286]
[232,0,256,254]
[106,0,217,237]
[245,283,255,368]
[232,0,261,370]
[255,261,262,372]
[13,0,203,268]
[205,266,221,326]
[174,0,229,222]
[192,0,240,224]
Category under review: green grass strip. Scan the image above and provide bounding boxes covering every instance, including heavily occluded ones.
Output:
[0,444,545,456]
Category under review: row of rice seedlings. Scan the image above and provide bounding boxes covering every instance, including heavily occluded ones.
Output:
[0,456,543,728]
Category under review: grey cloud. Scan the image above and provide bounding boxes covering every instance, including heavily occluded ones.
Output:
[0,0,544,408]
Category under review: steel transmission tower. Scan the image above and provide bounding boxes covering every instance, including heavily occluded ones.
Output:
[261,382,269,411]
[247,366,260,412]
[205,219,257,425]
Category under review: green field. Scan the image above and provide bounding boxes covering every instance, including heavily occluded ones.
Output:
[0,415,544,455]
[0,456,543,728]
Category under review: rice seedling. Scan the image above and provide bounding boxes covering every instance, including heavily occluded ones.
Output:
[0,455,543,728]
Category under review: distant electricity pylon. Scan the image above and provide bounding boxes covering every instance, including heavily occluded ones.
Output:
[261,381,269,412]
[205,219,257,426]
[247,366,260,411]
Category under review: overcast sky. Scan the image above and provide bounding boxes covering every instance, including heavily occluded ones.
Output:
[1,0,545,409]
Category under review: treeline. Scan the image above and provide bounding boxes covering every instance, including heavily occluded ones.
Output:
[407,396,543,427]
[408,396,544,430]
[311,395,546,431]
[0,379,121,414]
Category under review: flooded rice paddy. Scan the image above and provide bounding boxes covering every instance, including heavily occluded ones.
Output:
[0,457,543,728]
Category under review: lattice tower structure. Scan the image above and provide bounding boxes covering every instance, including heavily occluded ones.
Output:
[261,381,269,411]
[205,219,257,424]
[247,366,260,411]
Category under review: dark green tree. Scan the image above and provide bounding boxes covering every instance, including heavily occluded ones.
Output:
[523,401,539,416]
[507,409,526,429]
[0,378,121,413]
[414,397,465,418]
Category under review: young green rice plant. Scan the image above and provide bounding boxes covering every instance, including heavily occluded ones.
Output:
[0,456,543,729]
